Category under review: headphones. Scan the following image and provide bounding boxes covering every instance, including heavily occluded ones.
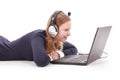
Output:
[48,10,71,37]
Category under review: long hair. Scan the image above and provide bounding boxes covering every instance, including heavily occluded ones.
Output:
[45,11,71,54]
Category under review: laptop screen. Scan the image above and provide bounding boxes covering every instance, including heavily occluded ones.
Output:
[87,26,112,64]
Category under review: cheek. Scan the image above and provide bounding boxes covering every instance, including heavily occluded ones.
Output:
[58,31,65,37]
[56,31,67,42]
[56,32,64,40]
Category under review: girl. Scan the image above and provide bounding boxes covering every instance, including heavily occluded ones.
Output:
[0,10,78,67]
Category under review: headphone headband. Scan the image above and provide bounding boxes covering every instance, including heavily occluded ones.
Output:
[51,11,62,25]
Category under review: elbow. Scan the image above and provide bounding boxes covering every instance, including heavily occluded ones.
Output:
[36,62,49,67]
[74,47,78,54]
[72,46,78,55]
[71,48,78,55]
[34,57,50,67]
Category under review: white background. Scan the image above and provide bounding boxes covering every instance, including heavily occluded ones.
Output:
[0,0,119,80]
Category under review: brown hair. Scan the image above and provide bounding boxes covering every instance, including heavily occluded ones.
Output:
[45,11,71,54]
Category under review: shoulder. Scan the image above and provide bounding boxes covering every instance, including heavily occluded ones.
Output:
[30,29,45,34]
[24,29,46,38]
[19,29,46,42]
[30,29,47,42]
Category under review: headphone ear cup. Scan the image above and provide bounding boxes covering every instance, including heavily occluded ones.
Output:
[48,26,58,37]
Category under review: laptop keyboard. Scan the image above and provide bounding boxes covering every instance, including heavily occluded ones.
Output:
[54,54,88,63]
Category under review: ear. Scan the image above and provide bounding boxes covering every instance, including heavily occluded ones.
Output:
[48,26,58,37]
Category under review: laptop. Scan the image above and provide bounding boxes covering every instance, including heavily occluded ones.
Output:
[51,26,112,65]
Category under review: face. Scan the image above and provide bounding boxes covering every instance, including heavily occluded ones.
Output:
[54,21,71,42]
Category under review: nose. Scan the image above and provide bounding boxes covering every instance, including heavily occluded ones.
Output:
[67,31,70,36]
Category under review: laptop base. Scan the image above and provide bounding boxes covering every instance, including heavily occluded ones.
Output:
[51,54,89,65]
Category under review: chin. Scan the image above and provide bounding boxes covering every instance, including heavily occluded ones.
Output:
[62,40,66,42]
[59,38,67,42]
[62,39,67,42]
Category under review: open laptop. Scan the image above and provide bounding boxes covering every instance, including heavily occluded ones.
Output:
[51,26,112,65]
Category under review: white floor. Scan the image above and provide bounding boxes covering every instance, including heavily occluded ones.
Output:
[0,53,119,80]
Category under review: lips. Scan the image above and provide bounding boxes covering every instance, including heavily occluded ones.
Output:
[64,37,68,40]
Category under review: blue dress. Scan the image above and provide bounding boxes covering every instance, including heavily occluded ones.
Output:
[0,30,78,67]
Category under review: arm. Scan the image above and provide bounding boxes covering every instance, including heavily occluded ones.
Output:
[31,36,50,67]
[63,42,78,56]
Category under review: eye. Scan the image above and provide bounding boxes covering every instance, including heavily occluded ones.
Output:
[64,29,69,31]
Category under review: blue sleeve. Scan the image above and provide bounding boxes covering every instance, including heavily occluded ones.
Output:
[31,36,50,67]
[63,42,78,56]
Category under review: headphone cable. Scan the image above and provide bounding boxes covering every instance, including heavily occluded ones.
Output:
[100,51,108,59]
[77,51,108,59]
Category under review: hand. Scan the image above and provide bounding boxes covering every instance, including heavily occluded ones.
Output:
[50,51,60,60]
